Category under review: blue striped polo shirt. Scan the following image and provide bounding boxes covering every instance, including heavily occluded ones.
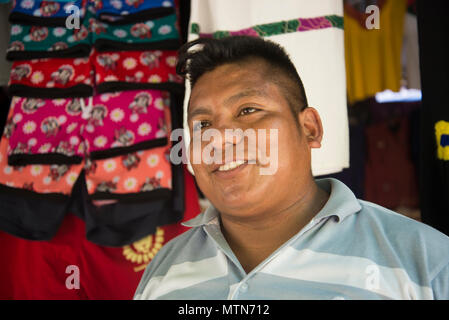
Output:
[134,178,449,300]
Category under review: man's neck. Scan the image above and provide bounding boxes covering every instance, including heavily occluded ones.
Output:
[219,181,329,274]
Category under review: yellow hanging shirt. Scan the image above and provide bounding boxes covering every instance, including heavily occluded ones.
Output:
[344,0,407,105]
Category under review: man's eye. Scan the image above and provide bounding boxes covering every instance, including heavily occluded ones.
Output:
[239,107,258,116]
[193,120,210,131]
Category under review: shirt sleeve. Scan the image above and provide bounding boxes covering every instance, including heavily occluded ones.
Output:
[431,263,449,300]
[133,241,172,300]
[133,231,184,300]
[133,260,156,300]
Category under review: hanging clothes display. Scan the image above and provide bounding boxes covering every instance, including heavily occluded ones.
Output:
[94,0,175,24]
[93,49,183,94]
[9,0,87,27]
[8,56,94,98]
[91,13,180,52]
[364,114,419,210]
[183,0,349,176]
[6,4,92,61]
[0,0,198,248]
[344,0,407,105]
[0,165,200,300]
[81,0,187,246]
[0,0,201,300]
[6,92,169,165]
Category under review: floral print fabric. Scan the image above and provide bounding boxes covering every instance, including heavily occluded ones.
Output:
[12,0,85,19]
[94,49,182,92]
[86,144,171,196]
[7,14,91,60]
[9,0,87,27]
[9,56,94,98]
[0,105,83,195]
[1,95,173,197]
[7,90,170,165]
[91,13,180,51]
[1,0,188,248]
[94,0,174,24]
[0,135,84,195]
[7,6,181,60]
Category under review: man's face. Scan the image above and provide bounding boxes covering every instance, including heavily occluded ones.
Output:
[188,61,318,219]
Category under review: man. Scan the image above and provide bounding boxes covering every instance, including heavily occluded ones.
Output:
[134,36,449,300]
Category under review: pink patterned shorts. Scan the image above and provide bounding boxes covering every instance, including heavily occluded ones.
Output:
[7,89,171,165]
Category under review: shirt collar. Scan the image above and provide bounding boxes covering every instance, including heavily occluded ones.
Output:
[313,178,362,223]
[182,178,362,228]
[182,203,220,227]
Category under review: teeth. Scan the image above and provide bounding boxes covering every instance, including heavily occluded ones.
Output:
[218,160,245,172]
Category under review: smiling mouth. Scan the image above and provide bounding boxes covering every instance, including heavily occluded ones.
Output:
[217,160,246,172]
[210,160,255,179]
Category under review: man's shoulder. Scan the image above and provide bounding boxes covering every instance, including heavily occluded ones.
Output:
[358,199,449,243]
[152,226,206,266]
[354,199,449,275]
[134,224,222,299]
[142,222,220,276]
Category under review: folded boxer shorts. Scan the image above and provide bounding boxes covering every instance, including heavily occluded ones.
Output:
[94,0,175,25]
[94,49,183,94]
[6,9,91,61]
[92,13,180,52]
[8,56,94,98]
[0,105,81,240]
[0,131,185,245]
[74,153,185,247]
[0,167,199,299]
[7,89,170,165]
[9,0,87,27]
[0,90,186,245]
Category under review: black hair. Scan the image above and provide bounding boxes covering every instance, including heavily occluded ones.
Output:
[176,36,309,114]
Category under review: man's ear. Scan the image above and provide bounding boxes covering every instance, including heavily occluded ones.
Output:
[297,107,323,149]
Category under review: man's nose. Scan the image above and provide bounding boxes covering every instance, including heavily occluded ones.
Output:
[209,121,245,151]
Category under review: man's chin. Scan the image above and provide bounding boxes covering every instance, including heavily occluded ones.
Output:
[212,193,259,216]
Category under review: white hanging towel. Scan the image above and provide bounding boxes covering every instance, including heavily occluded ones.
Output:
[183,0,349,176]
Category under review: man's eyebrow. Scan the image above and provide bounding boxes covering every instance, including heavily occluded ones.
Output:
[188,88,268,120]
[188,106,212,121]
[223,88,268,107]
